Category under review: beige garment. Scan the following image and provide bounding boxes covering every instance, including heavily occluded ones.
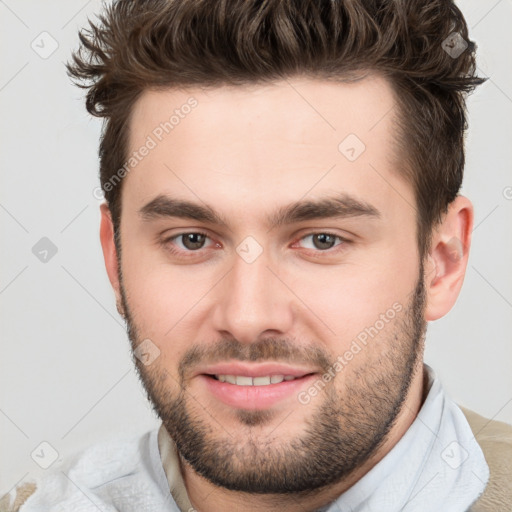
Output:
[0,484,36,512]
[459,407,512,512]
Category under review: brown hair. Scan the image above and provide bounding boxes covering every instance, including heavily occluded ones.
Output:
[66,0,484,258]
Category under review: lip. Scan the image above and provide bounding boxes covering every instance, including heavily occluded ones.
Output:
[192,361,318,379]
[194,361,319,410]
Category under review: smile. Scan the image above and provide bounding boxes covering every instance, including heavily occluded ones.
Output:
[213,374,298,386]
[197,365,318,410]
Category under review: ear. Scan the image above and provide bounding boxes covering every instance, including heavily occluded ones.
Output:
[99,203,125,317]
[424,196,474,321]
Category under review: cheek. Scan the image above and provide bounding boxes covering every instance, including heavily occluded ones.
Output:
[286,252,418,348]
[120,245,215,341]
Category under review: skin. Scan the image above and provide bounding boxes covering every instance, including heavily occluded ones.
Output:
[99,75,473,512]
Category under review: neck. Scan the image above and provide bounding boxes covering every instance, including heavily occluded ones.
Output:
[179,364,426,512]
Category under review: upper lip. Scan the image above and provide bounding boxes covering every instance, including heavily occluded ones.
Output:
[193,361,319,379]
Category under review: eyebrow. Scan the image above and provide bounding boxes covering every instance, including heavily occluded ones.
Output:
[138,193,380,229]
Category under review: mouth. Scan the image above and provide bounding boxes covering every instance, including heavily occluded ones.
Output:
[195,362,319,410]
[210,374,305,385]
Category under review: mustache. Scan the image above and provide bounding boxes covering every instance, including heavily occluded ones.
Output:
[178,337,332,382]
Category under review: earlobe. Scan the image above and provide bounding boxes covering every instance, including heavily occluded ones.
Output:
[99,203,125,317]
[424,196,474,321]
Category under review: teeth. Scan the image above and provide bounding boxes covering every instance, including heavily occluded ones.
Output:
[236,376,253,386]
[215,374,297,386]
[253,376,271,386]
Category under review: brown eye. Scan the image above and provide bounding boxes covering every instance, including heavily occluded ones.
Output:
[311,234,338,250]
[161,231,217,261]
[299,233,344,251]
[179,232,208,250]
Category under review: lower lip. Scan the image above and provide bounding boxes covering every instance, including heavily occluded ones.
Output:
[199,374,317,410]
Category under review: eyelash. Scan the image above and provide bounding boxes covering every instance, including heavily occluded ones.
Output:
[161,231,349,259]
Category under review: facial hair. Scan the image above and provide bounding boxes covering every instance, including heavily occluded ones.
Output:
[119,263,427,494]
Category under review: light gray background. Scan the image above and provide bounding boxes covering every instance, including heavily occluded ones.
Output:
[1,0,511,496]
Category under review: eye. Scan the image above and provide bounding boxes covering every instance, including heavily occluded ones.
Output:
[164,231,215,253]
[297,232,346,252]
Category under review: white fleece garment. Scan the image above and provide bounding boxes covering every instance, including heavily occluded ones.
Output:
[16,365,488,512]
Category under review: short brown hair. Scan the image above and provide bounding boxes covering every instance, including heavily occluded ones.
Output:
[67,0,484,258]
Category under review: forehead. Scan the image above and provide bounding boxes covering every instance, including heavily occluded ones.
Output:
[123,75,412,227]
[129,74,397,150]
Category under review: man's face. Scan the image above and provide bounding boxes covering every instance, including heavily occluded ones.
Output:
[115,76,427,492]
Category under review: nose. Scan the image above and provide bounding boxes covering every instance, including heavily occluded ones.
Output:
[211,244,294,345]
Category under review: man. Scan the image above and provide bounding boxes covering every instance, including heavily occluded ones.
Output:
[2,0,511,511]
